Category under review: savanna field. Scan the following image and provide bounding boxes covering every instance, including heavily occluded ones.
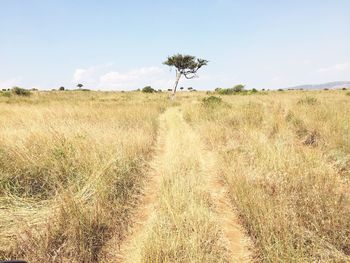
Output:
[0,89,349,262]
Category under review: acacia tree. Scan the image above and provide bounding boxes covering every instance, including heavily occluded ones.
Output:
[77,83,83,89]
[163,54,208,97]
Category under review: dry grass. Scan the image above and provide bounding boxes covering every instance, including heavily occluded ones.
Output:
[1,90,349,262]
[0,91,167,262]
[126,107,230,263]
[183,90,350,262]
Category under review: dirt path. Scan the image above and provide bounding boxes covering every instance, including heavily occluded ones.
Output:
[204,151,253,262]
[110,107,252,262]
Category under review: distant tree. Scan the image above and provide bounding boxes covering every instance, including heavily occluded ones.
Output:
[142,86,156,93]
[167,89,172,92]
[180,87,184,91]
[251,88,258,93]
[233,84,245,92]
[342,87,347,90]
[278,88,284,91]
[77,83,83,89]
[59,86,65,91]
[188,87,193,91]
[158,89,162,92]
[163,54,208,98]
[12,87,31,96]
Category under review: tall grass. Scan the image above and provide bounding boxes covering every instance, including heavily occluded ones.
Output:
[183,91,350,262]
[0,91,167,262]
[127,108,229,262]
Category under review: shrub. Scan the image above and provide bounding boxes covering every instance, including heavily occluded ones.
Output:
[216,88,234,95]
[76,88,90,91]
[202,96,222,107]
[277,89,284,91]
[346,92,350,96]
[215,84,246,95]
[297,96,318,105]
[11,87,31,96]
[251,88,258,93]
[142,86,156,93]
[233,84,245,92]
[342,87,347,90]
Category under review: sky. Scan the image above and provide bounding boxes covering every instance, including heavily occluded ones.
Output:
[0,0,350,91]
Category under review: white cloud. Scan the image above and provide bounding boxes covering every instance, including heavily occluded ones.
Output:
[73,64,114,88]
[318,62,350,73]
[0,78,21,89]
[72,65,174,90]
[99,67,172,90]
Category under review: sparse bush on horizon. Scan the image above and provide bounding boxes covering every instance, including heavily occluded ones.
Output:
[215,84,246,95]
[11,86,31,96]
[142,86,156,93]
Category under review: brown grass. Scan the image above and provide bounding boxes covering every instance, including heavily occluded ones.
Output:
[0,91,167,262]
[1,90,349,262]
[183,90,350,262]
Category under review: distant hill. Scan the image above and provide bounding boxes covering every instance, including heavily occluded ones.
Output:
[288,81,350,90]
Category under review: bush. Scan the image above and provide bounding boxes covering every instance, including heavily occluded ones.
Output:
[142,86,156,93]
[346,92,350,96]
[342,87,347,90]
[202,96,222,107]
[277,89,284,91]
[233,84,245,92]
[76,88,90,91]
[215,84,246,95]
[11,87,31,96]
[216,88,234,95]
[251,88,258,93]
[298,96,318,105]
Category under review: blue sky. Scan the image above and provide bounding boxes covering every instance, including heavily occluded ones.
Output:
[0,0,349,90]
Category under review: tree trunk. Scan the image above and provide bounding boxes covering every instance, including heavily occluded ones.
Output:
[171,71,181,99]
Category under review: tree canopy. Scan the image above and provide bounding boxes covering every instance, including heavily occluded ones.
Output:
[163,54,208,97]
[163,54,208,79]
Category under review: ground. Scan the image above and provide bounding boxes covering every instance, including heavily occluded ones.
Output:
[0,90,349,262]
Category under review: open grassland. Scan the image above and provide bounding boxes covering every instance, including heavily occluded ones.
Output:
[0,91,168,262]
[0,89,349,262]
[184,91,350,262]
